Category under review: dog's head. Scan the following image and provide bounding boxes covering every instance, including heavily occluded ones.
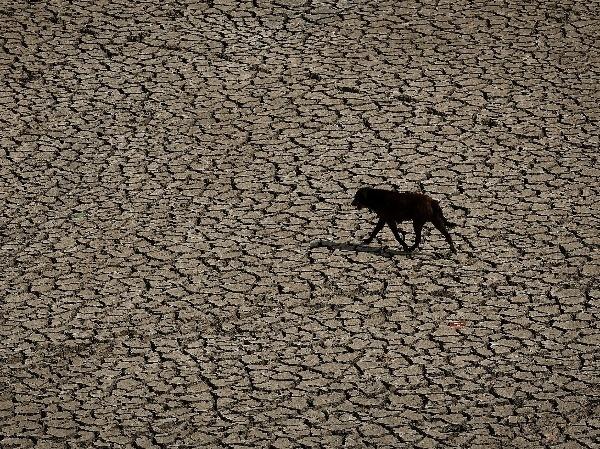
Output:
[352,187,371,210]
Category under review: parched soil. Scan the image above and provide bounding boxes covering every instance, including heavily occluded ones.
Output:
[1,1,599,448]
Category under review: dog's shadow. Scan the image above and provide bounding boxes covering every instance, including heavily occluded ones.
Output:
[310,239,411,257]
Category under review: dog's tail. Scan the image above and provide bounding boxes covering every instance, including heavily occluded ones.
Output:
[432,200,457,228]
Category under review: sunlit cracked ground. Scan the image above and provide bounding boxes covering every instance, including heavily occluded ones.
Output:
[1,0,599,448]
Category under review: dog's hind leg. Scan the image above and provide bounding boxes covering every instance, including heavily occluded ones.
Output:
[432,218,456,253]
[363,218,385,244]
[388,221,409,251]
[409,220,425,252]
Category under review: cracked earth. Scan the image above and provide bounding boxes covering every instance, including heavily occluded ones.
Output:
[1,0,599,448]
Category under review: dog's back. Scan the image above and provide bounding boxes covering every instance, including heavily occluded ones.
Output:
[369,189,435,223]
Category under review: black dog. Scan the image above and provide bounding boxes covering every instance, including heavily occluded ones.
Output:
[352,187,456,253]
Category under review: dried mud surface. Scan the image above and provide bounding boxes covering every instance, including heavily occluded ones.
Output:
[1,0,599,448]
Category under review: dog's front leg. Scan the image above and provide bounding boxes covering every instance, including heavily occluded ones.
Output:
[388,221,410,251]
[363,218,385,244]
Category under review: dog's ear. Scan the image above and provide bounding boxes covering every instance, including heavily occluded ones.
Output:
[352,188,368,207]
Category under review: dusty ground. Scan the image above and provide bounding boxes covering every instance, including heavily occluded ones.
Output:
[1,0,599,448]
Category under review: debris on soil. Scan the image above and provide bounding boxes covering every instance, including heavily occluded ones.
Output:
[448,320,466,329]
